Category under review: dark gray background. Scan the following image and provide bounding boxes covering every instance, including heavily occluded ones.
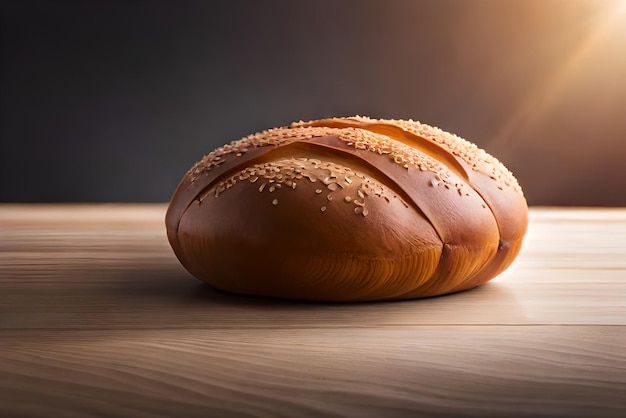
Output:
[1,0,625,205]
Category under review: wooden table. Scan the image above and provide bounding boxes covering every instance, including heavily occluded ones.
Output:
[1,205,625,417]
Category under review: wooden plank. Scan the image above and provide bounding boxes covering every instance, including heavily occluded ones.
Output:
[1,205,625,416]
[1,206,625,329]
[1,327,625,417]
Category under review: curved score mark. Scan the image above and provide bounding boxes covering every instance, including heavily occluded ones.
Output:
[301,119,471,184]
[186,137,446,245]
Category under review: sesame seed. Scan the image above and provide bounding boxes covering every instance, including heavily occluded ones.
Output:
[272,199,278,206]
[354,206,363,215]
[320,206,327,212]
[327,194,333,201]
[344,196,352,202]
[259,183,266,192]
[315,189,322,194]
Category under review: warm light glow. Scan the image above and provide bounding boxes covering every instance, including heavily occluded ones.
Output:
[489,0,626,148]
[618,0,626,32]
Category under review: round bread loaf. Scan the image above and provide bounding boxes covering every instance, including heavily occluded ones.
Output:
[166,116,528,301]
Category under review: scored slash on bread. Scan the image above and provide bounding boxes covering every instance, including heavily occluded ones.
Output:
[166,116,528,302]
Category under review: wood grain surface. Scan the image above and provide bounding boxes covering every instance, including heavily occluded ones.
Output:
[1,205,625,417]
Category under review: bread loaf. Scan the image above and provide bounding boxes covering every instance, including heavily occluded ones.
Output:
[165,116,528,301]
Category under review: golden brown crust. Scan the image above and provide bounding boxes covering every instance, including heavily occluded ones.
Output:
[165,117,528,301]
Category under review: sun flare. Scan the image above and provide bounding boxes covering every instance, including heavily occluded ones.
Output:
[489,0,626,149]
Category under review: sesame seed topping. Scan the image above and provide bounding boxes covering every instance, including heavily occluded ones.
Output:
[289,116,523,195]
[187,122,456,192]
[204,155,405,221]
